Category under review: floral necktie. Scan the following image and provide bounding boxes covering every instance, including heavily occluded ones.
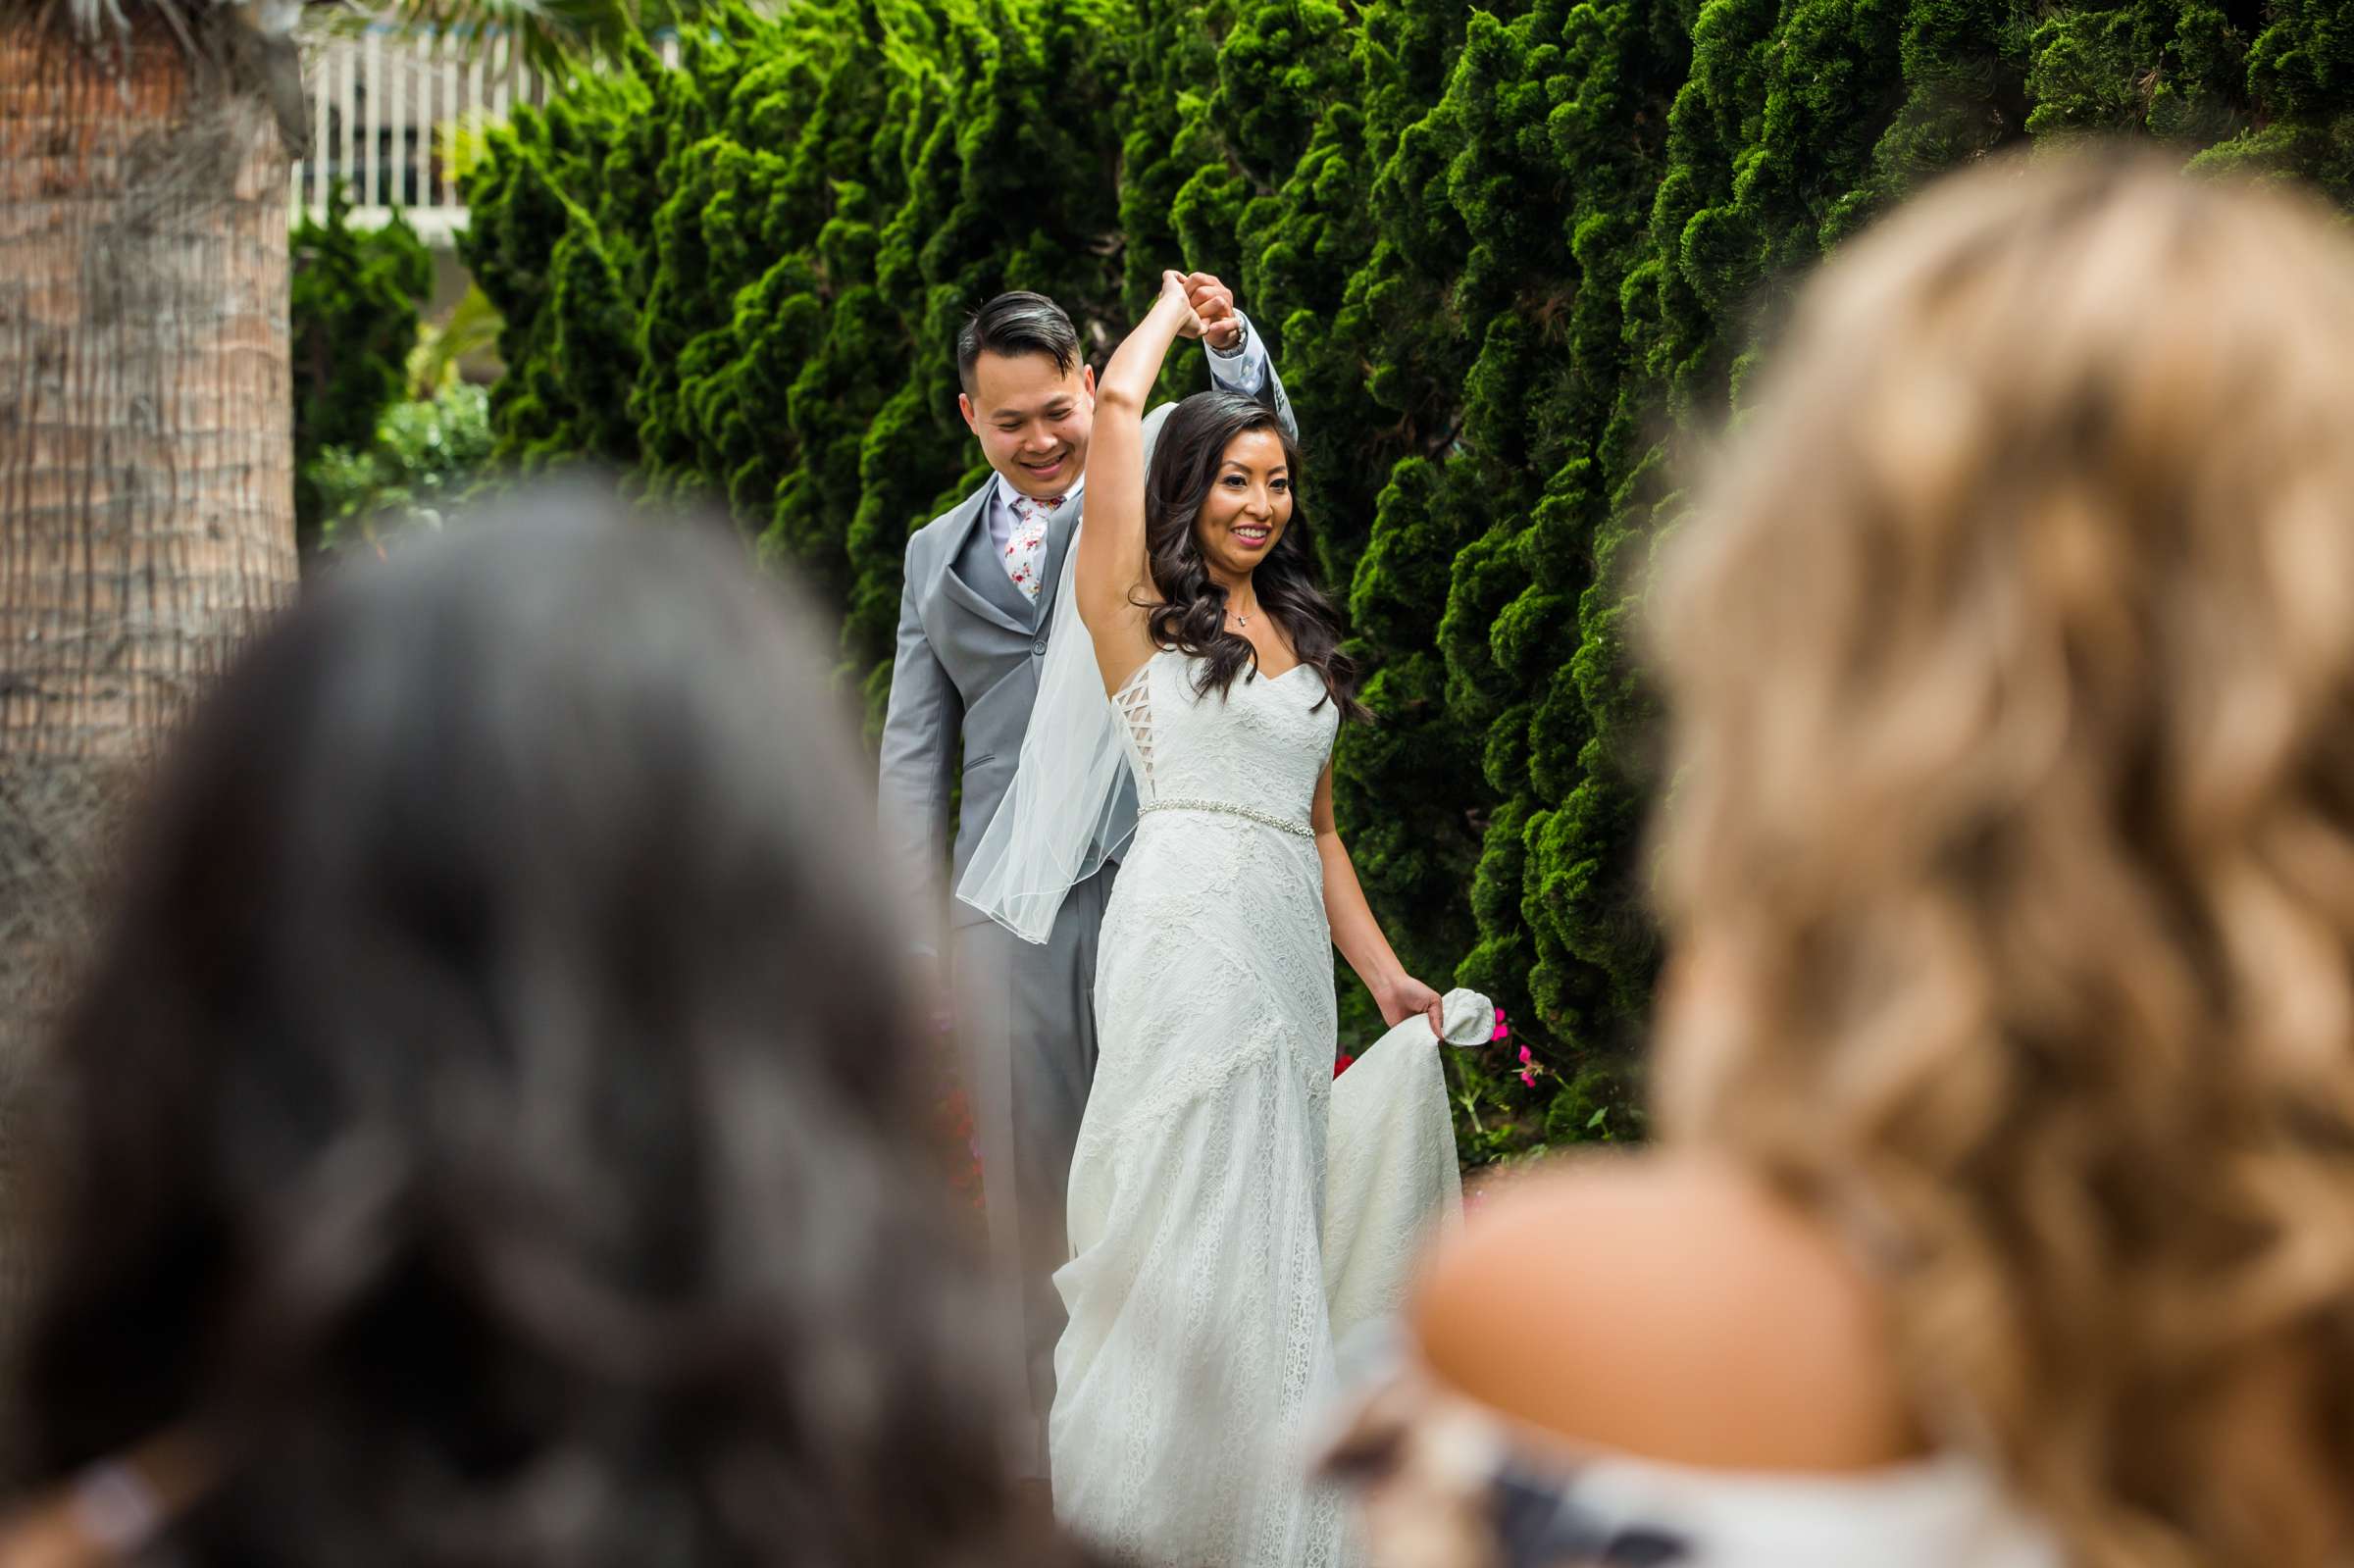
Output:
[1003,491,1064,601]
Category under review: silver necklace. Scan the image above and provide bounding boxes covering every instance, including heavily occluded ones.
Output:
[1228,593,1258,630]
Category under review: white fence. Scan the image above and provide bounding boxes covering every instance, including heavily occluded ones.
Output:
[291,28,679,245]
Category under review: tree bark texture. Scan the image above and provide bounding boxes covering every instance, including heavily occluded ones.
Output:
[0,13,296,1384]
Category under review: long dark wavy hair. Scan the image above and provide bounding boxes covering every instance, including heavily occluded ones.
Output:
[1142,390,1369,722]
[13,489,1085,1568]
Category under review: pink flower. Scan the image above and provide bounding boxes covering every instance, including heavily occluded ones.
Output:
[1520,1069,1536,1088]
[1492,1006,1510,1043]
[1517,1043,1532,1066]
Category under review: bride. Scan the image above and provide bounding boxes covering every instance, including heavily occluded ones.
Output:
[965,270,1454,1566]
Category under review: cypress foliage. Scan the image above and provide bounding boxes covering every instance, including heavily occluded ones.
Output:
[463,0,2354,1164]
[289,187,432,555]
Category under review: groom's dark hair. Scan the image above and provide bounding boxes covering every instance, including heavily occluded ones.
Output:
[957,290,1081,393]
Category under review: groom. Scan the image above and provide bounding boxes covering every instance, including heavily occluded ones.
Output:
[879,276,1294,1477]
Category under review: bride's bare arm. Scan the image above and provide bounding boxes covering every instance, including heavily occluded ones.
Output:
[1078,271,1202,692]
[1312,762,1446,1035]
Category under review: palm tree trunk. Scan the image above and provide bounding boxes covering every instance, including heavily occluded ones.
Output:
[0,14,296,1386]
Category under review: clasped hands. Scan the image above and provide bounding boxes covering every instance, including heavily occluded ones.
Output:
[1160,268,1245,353]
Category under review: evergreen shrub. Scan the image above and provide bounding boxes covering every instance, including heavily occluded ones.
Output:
[309,381,496,552]
[290,186,434,553]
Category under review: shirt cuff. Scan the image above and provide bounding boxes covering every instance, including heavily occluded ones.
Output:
[1206,310,1269,396]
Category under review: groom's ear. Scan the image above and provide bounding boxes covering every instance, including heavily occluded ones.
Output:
[958,391,979,434]
[1081,365,1097,399]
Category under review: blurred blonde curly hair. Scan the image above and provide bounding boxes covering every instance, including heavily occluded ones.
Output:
[1650,148,2354,1568]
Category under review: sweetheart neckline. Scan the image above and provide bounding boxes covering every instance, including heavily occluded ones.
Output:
[1113,647,1321,702]
[1148,646,1317,685]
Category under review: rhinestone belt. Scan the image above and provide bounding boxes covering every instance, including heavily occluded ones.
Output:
[1138,797,1316,839]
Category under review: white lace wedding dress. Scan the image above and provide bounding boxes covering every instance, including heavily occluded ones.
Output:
[1049,647,1469,1568]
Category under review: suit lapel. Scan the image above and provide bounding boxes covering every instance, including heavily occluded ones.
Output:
[936,481,1032,636]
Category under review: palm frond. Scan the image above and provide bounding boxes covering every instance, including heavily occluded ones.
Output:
[61,0,212,40]
[407,283,503,397]
[375,0,611,76]
[432,111,490,185]
[328,0,712,75]
[59,0,306,56]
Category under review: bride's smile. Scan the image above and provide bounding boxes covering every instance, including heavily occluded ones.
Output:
[1195,428,1293,580]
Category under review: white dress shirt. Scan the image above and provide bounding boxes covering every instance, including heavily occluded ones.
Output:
[986,313,1274,559]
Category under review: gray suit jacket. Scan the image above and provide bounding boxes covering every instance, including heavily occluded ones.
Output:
[878,323,1296,946]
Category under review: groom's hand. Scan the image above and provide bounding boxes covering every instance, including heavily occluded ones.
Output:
[1185,272,1245,353]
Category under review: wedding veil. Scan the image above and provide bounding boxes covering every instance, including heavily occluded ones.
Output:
[954,528,1135,943]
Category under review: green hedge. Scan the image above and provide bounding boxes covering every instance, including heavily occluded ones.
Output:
[290,186,434,554]
[460,0,2354,1165]
[308,380,496,552]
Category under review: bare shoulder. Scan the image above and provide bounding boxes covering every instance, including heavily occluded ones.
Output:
[1413,1152,1922,1473]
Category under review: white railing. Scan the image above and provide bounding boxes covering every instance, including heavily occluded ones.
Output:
[290,28,681,245]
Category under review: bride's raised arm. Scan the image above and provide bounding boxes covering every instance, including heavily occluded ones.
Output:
[1077,271,1203,693]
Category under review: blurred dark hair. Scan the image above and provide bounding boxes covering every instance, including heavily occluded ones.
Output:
[956,291,1081,394]
[14,488,1073,1568]
[1143,390,1367,722]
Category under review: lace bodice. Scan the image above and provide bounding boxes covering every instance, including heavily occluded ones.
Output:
[1112,649,1337,826]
